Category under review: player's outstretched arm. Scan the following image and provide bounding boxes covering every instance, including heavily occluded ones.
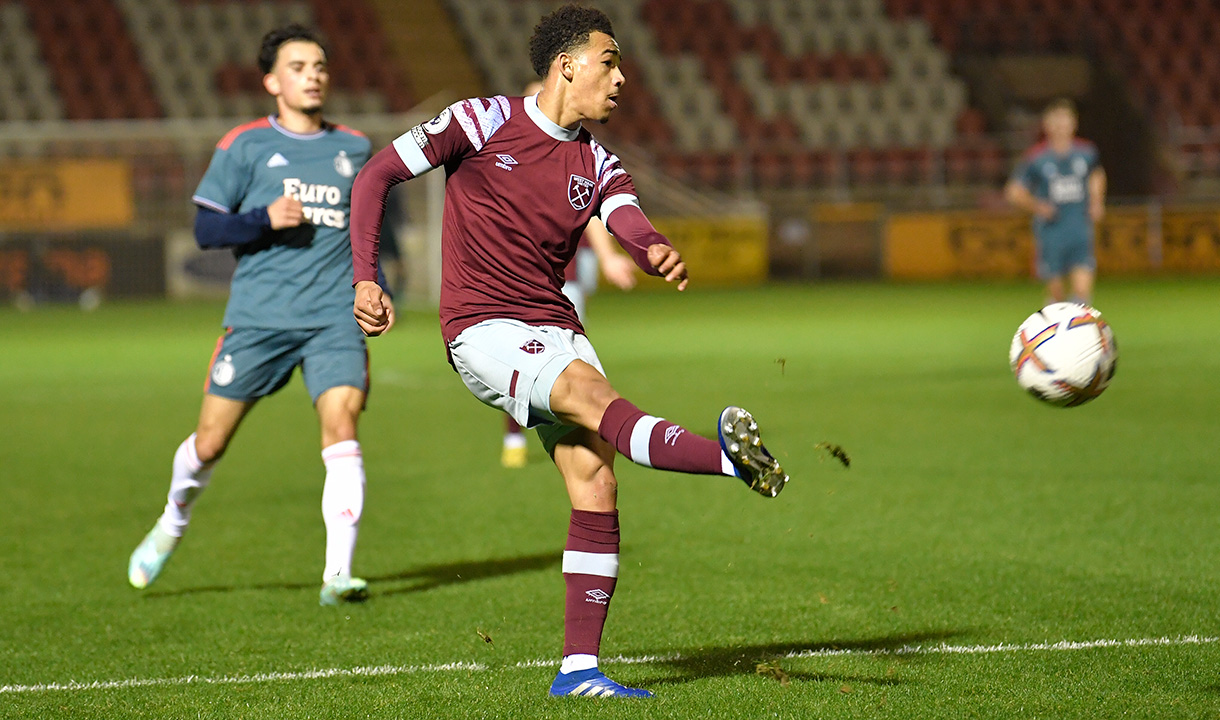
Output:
[350,146,414,288]
[646,244,688,291]
[604,200,688,290]
[583,218,636,290]
[354,280,395,336]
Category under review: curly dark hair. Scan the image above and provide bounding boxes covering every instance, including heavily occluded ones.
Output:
[528,4,615,78]
[258,24,327,74]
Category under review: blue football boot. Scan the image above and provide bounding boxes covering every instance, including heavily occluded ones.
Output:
[718,406,788,498]
[549,668,653,698]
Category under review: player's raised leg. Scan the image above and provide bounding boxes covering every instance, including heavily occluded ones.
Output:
[314,384,370,606]
[128,394,252,589]
[549,360,788,497]
[546,428,652,698]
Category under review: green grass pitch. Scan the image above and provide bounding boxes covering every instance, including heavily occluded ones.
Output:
[1,278,1218,719]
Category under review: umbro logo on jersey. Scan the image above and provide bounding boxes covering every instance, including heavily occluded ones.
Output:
[267,153,289,168]
[520,340,546,355]
[495,154,518,171]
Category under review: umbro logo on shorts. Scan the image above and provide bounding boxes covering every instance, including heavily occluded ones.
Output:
[520,340,546,355]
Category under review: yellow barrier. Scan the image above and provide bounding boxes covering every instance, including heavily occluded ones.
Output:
[885,207,1220,278]
[885,212,1030,279]
[0,160,134,230]
[652,215,768,286]
[1162,207,1220,272]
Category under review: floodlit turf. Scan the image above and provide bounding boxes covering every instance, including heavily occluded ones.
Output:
[1,278,1218,719]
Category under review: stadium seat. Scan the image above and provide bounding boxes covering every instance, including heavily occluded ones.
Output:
[256,0,1003,189]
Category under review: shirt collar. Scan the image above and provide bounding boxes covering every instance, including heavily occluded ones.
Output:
[269,115,328,140]
[525,93,579,142]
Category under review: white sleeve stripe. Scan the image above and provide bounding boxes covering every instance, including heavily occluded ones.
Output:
[454,96,511,152]
[455,101,486,151]
[590,140,619,182]
[562,550,620,578]
[392,132,434,176]
[628,415,662,468]
[192,196,230,213]
[599,194,640,226]
[599,156,621,180]
[598,167,625,191]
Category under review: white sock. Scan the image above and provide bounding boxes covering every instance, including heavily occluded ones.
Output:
[503,432,527,449]
[321,440,365,581]
[157,433,215,539]
[560,654,598,674]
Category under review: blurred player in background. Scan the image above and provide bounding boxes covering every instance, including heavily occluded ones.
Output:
[1005,98,1107,304]
[127,24,392,606]
[349,4,788,698]
[501,82,638,469]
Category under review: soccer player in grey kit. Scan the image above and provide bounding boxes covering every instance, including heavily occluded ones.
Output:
[128,25,392,606]
[1006,98,1106,304]
[350,5,786,698]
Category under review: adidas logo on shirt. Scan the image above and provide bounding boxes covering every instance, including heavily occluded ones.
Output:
[267,153,289,168]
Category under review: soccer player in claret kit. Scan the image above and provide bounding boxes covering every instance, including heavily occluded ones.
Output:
[350,5,788,698]
[128,25,392,606]
[500,78,637,469]
[502,215,636,468]
[1005,98,1107,304]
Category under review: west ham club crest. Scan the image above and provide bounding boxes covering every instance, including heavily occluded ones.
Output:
[568,174,594,210]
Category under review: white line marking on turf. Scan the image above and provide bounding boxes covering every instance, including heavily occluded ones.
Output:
[2,635,1214,695]
[0,662,485,695]
[781,634,1218,659]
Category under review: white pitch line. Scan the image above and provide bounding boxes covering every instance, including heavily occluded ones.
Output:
[781,634,1219,660]
[0,662,485,695]
[2,635,1214,695]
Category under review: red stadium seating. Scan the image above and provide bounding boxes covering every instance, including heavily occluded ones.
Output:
[11,0,411,120]
[7,0,1216,194]
[20,0,163,119]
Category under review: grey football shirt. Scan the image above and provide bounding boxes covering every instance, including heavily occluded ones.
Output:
[193,115,370,329]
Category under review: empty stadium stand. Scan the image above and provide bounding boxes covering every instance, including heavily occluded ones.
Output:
[444,0,982,190]
[0,0,1216,197]
[888,0,1220,188]
[0,2,65,121]
[2,0,413,122]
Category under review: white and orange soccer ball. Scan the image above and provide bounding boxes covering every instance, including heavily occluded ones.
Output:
[1009,302,1118,407]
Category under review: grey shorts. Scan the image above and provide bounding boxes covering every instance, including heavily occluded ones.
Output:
[205,323,369,404]
[1036,234,1095,279]
[447,319,605,450]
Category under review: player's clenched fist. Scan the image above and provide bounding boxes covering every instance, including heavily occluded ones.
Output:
[353,280,396,336]
[268,196,305,229]
[646,243,688,291]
